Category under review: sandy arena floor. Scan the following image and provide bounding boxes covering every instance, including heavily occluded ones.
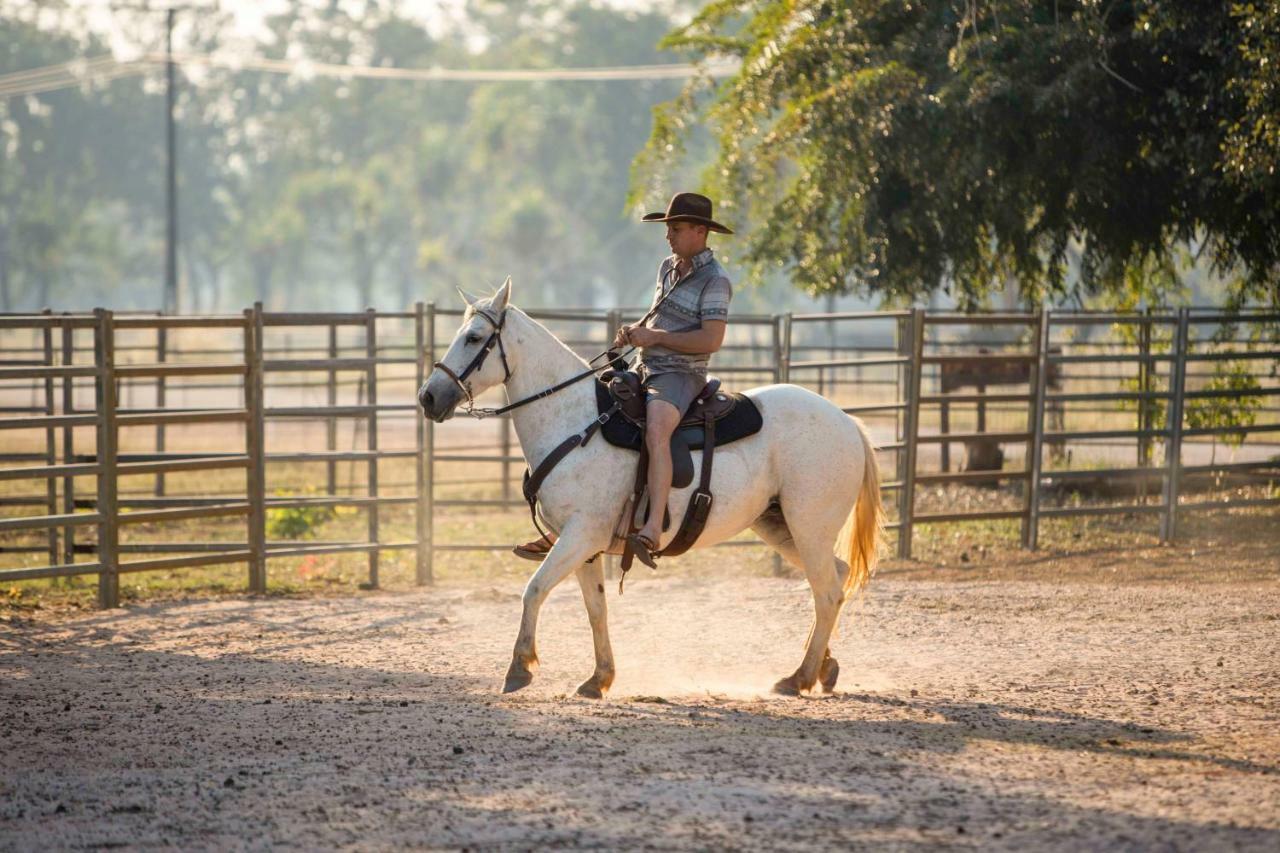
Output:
[2,542,1278,850]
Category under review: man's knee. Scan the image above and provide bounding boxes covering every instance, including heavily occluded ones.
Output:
[644,401,680,450]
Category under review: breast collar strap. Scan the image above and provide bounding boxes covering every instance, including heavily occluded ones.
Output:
[432,307,512,413]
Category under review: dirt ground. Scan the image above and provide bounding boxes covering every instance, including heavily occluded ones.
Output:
[2,529,1279,851]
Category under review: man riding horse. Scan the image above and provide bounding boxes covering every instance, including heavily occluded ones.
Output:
[513,191,733,566]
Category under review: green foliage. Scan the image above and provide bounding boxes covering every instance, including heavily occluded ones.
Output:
[266,494,335,541]
[633,0,1280,308]
[1185,360,1263,451]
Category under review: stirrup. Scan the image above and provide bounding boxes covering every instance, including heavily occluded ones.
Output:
[512,537,553,561]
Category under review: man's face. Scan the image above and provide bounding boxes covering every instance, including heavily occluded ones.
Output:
[666,221,708,260]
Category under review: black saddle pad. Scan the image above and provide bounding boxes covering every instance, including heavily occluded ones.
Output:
[595,379,764,452]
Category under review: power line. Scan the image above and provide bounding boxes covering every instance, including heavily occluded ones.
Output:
[0,51,738,100]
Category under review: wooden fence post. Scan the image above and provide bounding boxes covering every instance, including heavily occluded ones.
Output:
[41,310,58,567]
[94,309,119,608]
[155,324,167,497]
[421,302,436,584]
[1024,310,1051,549]
[245,304,267,593]
[365,308,379,589]
[898,308,924,559]
[1160,308,1190,542]
[61,318,76,567]
[415,301,431,585]
[327,323,338,497]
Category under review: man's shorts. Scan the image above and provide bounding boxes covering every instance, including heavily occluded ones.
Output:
[639,368,705,416]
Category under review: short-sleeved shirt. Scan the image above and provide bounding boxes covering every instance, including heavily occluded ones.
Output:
[638,247,732,378]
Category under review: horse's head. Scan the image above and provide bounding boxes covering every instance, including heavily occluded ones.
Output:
[418,277,514,422]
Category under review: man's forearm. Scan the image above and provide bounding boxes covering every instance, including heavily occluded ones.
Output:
[643,325,724,354]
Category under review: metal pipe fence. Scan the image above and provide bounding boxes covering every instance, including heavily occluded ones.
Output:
[1,306,1276,607]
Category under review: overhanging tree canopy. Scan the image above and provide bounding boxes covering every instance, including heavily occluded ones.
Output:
[633,0,1280,307]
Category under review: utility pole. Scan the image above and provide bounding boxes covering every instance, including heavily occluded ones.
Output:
[164,6,178,314]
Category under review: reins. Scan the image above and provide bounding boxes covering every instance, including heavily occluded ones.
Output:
[437,260,691,419]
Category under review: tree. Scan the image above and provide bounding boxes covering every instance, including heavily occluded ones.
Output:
[633,0,1280,308]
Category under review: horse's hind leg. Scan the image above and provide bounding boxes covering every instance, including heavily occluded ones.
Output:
[504,518,601,694]
[754,505,846,694]
[573,558,615,699]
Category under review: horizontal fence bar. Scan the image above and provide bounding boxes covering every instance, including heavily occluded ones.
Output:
[0,365,97,380]
[112,316,246,329]
[1042,429,1170,441]
[915,469,1032,485]
[924,313,1038,325]
[914,431,1031,444]
[1048,353,1174,364]
[266,450,418,463]
[1045,391,1173,402]
[116,456,250,476]
[1038,504,1166,518]
[0,562,103,582]
[911,509,1026,523]
[919,393,1031,405]
[0,316,97,329]
[116,409,248,427]
[0,414,99,430]
[1181,423,1280,437]
[0,512,102,532]
[263,357,416,371]
[1043,467,1168,481]
[1178,496,1280,511]
[0,462,100,482]
[1049,313,1178,324]
[788,356,909,369]
[119,551,254,574]
[921,353,1036,364]
[264,404,416,417]
[790,310,911,322]
[114,362,246,378]
[1182,350,1280,363]
[116,503,251,525]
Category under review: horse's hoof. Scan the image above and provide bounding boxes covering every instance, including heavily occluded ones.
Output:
[819,657,840,693]
[503,667,534,694]
[576,680,604,699]
[772,675,802,696]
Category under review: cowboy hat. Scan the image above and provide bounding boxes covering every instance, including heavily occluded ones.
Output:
[642,192,734,234]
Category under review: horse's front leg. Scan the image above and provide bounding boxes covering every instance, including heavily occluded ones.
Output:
[504,517,601,694]
[573,558,615,698]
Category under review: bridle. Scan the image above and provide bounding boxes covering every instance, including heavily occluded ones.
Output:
[432,262,695,419]
[431,306,514,417]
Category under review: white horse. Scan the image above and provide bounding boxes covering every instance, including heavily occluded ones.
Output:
[418,279,883,697]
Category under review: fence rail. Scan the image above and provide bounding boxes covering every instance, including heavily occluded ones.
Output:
[1,305,1277,607]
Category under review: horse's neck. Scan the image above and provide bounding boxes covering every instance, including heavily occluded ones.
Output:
[503,310,598,467]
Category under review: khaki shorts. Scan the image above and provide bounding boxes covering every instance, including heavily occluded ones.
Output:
[639,369,705,415]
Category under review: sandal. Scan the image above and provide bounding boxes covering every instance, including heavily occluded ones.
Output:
[512,537,553,561]
[626,532,659,569]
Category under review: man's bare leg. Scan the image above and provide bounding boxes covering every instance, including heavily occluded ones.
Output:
[635,398,682,549]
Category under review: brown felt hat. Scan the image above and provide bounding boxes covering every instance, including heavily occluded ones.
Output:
[642,192,733,235]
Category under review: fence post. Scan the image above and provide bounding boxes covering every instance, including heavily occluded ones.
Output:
[61,318,76,567]
[421,302,436,584]
[365,308,379,589]
[155,324,167,497]
[245,304,267,593]
[94,309,119,608]
[414,301,431,585]
[780,313,792,383]
[1160,308,1190,542]
[41,310,58,567]
[327,323,338,497]
[898,308,924,559]
[1024,310,1051,549]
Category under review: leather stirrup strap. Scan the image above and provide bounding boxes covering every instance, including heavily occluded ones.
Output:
[659,411,716,558]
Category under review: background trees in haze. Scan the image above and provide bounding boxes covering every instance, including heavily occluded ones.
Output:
[634,0,1279,310]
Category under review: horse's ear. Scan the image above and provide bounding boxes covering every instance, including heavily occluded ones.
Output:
[493,276,512,311]
[456,287,481,307]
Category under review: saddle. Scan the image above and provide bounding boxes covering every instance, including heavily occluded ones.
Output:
[519,363,763,589]
[595,368,764,582]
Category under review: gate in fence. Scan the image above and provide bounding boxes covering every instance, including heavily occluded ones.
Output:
[1,306,1276,607]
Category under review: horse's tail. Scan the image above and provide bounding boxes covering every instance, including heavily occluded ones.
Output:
[843,416,884,599]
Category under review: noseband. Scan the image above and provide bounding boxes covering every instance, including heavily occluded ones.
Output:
[432,307,512,415]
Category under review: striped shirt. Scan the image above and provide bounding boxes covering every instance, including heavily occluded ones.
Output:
[639,248,732,377]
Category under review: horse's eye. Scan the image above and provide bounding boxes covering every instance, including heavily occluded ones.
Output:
[466,334,481,345]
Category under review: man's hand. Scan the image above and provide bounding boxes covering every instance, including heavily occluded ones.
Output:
[612,324,632,348]
[625,326,662,348]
